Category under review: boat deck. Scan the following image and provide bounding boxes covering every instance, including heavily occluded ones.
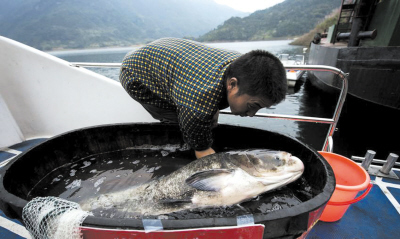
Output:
[1,139,399,239]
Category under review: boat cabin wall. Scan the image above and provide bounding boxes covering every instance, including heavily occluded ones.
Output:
[361,0,400,47]
[0,37,156,148]
[307,43,342,91]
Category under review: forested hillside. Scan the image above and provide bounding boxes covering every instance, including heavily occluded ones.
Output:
[0,0,246,50]
[198,0,341,42]
[290,10,340,46]
[0,0,342,50]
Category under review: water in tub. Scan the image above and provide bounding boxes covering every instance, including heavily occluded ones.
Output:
[27,146,313,219]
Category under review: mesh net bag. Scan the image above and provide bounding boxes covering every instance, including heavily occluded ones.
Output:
[22,197,91,239]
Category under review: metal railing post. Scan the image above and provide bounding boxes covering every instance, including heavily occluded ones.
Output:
[284,65,348,151]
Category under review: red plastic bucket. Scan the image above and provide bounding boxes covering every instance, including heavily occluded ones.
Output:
[318,152,372,222]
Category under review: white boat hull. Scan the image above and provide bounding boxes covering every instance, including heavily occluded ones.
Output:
[0,36,156,148]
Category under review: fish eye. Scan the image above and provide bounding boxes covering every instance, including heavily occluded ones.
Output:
[275,155,285,166]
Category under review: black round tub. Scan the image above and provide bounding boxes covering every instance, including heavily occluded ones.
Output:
[0,123,335,239]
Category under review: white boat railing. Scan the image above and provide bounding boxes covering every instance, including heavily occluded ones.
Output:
[71,63,348,152]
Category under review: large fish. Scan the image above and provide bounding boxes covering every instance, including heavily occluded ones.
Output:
[81,149,304,216]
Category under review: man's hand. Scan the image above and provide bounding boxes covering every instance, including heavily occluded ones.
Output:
[195,148,216,159]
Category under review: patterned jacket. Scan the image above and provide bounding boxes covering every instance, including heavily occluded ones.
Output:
[120,38,241,150]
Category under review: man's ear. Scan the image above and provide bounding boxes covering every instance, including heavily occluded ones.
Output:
[227,77,238,91]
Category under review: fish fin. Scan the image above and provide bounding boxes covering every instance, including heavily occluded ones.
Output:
[159,199,192,205]
[185,169,234,191]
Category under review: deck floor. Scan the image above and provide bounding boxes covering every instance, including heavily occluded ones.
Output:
[1,139,399,239]
[308,172,400,239]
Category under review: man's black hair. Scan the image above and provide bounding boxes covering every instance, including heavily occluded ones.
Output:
[224,50,287,105]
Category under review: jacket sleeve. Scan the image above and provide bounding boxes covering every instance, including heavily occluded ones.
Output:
[177,106,214,151]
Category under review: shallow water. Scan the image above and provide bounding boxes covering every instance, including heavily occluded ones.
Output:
[28,147,313,219]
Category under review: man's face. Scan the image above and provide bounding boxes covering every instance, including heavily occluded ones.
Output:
[227,78,273,117]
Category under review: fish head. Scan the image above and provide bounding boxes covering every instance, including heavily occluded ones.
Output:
[251,150,303,174]
[229,149,304,185]
[187,150,304,207]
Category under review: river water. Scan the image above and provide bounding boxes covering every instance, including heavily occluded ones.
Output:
[50,40,399,161]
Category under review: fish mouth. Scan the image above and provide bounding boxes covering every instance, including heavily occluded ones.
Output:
[287,156,304,172]
[258,171,302,187]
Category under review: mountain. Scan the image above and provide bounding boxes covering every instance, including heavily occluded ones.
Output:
[198,0,341,42]
[290,9,339,46]
[0,0,247,50]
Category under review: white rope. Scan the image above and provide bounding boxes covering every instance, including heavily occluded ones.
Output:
[22,197,91,239]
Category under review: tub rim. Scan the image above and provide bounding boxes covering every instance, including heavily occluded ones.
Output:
[0,122,335,230]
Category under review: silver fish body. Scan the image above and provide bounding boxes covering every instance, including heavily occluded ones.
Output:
[81,149,304,216]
